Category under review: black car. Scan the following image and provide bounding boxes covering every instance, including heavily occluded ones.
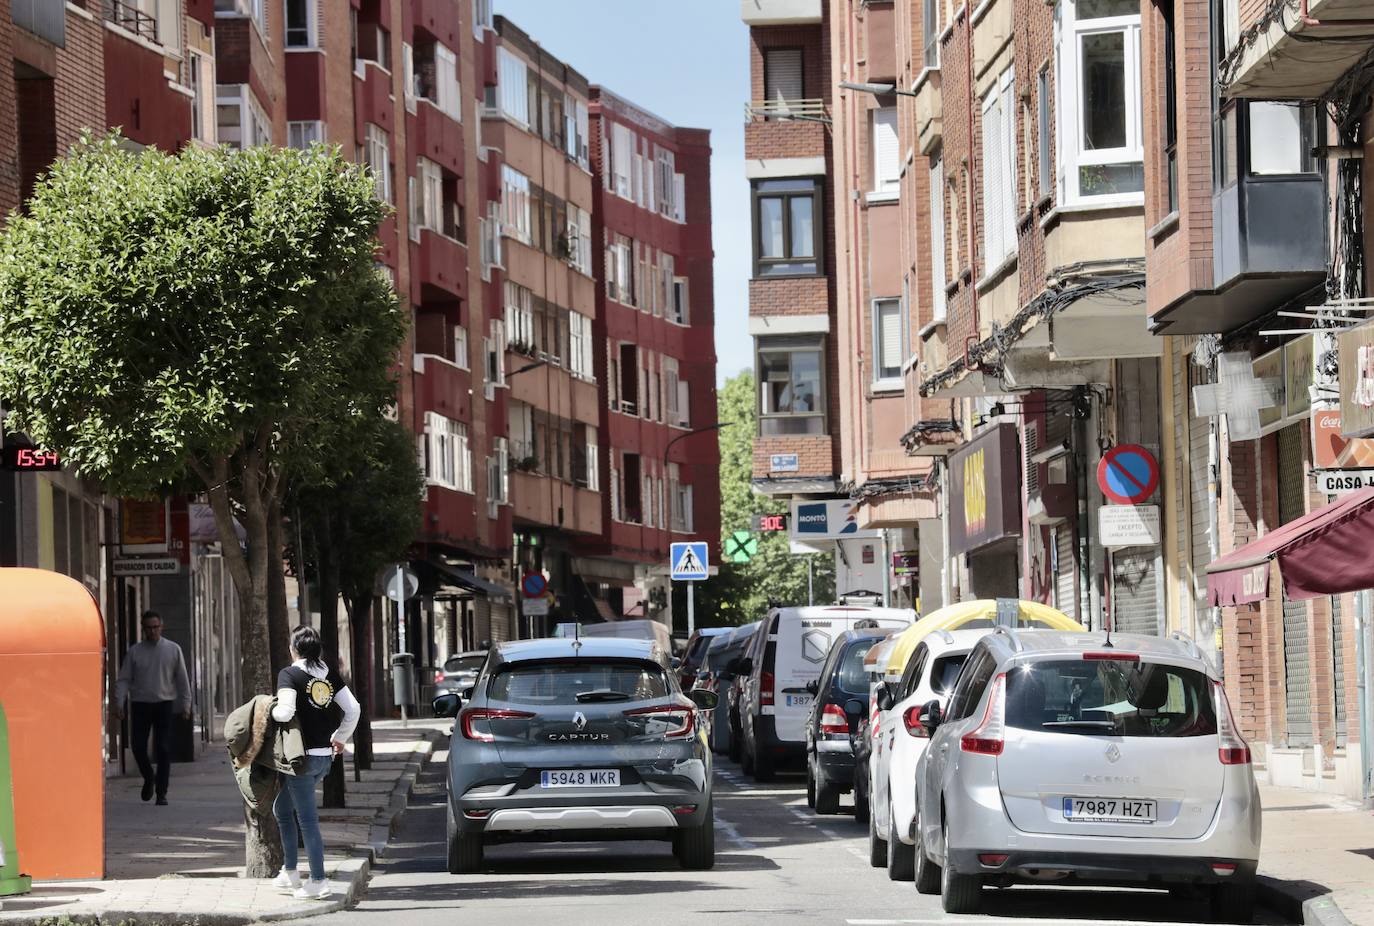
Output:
[803,627,895,816]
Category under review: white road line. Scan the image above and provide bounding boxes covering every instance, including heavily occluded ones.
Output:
[713,813,758,851]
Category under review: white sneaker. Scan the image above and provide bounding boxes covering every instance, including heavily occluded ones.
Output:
[272,869,302,893]
[293,879,332,900]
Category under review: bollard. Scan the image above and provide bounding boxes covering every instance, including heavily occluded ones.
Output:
[0,701,32,898]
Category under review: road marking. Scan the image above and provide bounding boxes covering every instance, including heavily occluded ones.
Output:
[713,813,758,851]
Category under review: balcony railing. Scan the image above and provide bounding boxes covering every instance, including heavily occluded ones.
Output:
[104,0,158,43]
[745,98,830,124]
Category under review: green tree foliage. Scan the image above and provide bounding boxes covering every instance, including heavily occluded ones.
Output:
[694,370,834,626]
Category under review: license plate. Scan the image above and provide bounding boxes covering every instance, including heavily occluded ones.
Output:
[785,694,812,708]
[540,769,620,788]
[1063,797,1156,823]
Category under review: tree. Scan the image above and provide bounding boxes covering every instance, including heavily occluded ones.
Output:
[693,370,834,625]
[0,135,405,875]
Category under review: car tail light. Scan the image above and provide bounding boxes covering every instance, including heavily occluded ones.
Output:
[672,805,697,816]
[760,671,775,707]
[902,705,929,737]
[1214,681,1252,766]
[978,853,1009,867]
[960,673,1007,756]
[1083,652,1139,662]
[1211,863,1237,876]
[463,808,492,819]
[819,704,849,735]
[460,707,535,743]
[434,670,446,685]
[625,703,696,738]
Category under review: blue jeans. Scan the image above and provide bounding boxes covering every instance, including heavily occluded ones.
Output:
[273,754,334,881]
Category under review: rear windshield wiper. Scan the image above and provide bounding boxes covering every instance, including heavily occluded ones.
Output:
[1041,720,1118,731]
[575,689,632,703]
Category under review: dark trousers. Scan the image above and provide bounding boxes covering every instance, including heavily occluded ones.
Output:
[130,700,174,797]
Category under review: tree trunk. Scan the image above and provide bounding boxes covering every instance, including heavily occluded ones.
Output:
[346,592,374,771]
[267,498,291,672]
[317,510,347,807]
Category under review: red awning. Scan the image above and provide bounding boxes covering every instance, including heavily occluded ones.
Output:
[1206,485,1374,606]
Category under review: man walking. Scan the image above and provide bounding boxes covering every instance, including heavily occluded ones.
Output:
[113,611,192,806]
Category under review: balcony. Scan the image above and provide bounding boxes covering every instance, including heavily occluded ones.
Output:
[412,228,467,303]
[1220,0,1374,100]
[412,97,464,176]
[913,68,941,155]
[740,0,821,26]
[104,0,158,43]
[744,98,829,124]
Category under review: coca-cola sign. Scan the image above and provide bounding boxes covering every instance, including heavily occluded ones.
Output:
[1339,320,1374,439]
[1311,405,1374,469]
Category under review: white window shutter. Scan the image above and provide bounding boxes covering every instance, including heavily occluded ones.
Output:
[764,49,802,103]
[1002,71,1018,251]
[878,302,901,374]
[981,89,1003,265]
[872,108,900,193]
[677,380,690,428]
[930,158,946,319]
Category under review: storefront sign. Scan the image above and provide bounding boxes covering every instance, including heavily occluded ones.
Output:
[119,498,169,553]
[1311,406,1374,470]
[948,423,1020,556]
[1284,334,1314,421]
[789,498,881,541]
[891,551,919,576]
[1315,469,1374,495]
[1255,347,1285,432]
[1339,319,1374,438]
[769,453,799,473]
[112,556,181,577]
[1098,504,1161,547]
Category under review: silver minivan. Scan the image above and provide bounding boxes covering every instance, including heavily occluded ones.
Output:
[914,629,1261,922]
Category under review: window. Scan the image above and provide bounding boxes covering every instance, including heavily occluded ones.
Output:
[486,319,506,387]
[497,47,529,126]
[288,121,322,150]
[218,0,267,36]
[929,157,947,321]
[188,50,214,145]
[873,299,902,385]
[562,94,589,168]
[285,0,314,47]
[216,85,270,149]
[756,336,825,435]
[1004,659,1217,739]
[1022,101,1035,211]
[489,437,509,506]
[503,281,535,352]
[454,324,469,370]
[472,0,492,35]
[945,648,997,721]
[618,343,639,415]
[1037,66,1052,202]
[752,178,822,277]
[509,401,536,466]
[566,205,592,274]
[424,412,473,493]
[480,202,503,280]
[672,276,690,325]
[673,173,686,222]
[923,0,941,69]
[605,234,633,305]
[363,123,392,203]
[871,107,900,195]
[622,453,643,523]
[569,312,594,380]
[610,123,634,200]
[764,48,803,106]
[500,165,532,244]
[422,42,461,121]
[981,66,1017,267]
[670,463,694,533]
[575,424,600,491]
[1058,0,1143,202]
[413,158,457,238]
[1247,102,1318,176]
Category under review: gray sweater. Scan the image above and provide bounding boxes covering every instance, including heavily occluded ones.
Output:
[114,638,192,712]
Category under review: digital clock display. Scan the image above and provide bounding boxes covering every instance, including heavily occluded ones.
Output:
[1,446,61,471]
[753,514,788,532]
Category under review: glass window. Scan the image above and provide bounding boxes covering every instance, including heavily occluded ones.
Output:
[759,197,784,258]
[1082,33,1126,151]
[837,642,877,694]
[490,660,669,704]
[752,178,822,277]
[1037,68,1052,199]
[285,0,312,46]
[930,655,968,694]
[1060,0,1143,202]
[873,299,902,383]
[946,649,996,720]
[923,0,941,69]
[757,337,825,435]
[1247,101,1317,176]
[1005,659,1218,738]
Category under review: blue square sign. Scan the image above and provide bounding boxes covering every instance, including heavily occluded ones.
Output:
[670,542,709,581]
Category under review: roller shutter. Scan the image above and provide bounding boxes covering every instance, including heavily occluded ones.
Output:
[1277,424,1311,747]
[1332,595,1347,745]
[1188,364,1212,622]
[1112,549,1160,636]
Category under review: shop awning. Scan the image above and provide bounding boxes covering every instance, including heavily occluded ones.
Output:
[428,560,513,601]
[1205,486,1374,606]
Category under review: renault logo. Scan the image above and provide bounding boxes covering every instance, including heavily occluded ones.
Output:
[572,711,588,732]
[1105,743,1121,764]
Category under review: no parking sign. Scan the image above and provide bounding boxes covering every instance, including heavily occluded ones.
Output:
[1096,444,1160,505]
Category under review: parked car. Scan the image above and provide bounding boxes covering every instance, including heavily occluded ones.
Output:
[724,623,765,761]
[679,627,730,690]
[434,650,488,696]
[576,618,674,651]
[433,636,719,873]
[695,622,760,755]
[803,626,896,816]
[850,634,903,824]
[914,629,1260,922]
[734,606,913,781]
[867,628,984,880]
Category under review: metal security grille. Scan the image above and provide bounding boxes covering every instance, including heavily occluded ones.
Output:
[488,603,512,644]
[1188,364,1213,619]
[1055,527,1077,620]
[1112,549,1161,636]
[1332,596,1347,745]
[1278,424,1312,747]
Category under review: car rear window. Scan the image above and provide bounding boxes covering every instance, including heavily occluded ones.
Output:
[489,659,670,705]
[836,641,877,693]
[1006,658,1217,738]
[444,655,485,673]
[930,655,967,694]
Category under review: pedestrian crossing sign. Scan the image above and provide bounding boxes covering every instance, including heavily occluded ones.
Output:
[670,542,709,581]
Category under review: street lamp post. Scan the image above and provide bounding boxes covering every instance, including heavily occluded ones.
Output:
[838,80,919,98]
[663,421,734,636]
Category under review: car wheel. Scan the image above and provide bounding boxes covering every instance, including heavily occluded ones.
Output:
[913,808,940,895]
[740,734,755,774]
[445,801,483,874]
[752,728,775,782]
[727,716,741,762]
[867,803,887,868]
[1210,880,1255,924]
[887,806,914,881]
[852,773,870,825]
[814,778,840,816]
[674,800,716,870]
[939,831,981,914]
[805,759,817,808]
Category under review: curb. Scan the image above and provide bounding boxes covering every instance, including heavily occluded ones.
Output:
[0,731,444,926]
[1257,876,1356,926]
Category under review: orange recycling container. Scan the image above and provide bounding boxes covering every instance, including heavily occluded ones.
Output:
[0,568,105,879]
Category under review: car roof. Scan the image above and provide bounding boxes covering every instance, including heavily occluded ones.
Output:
[915,627,989,656]
[495,637,667,665]
[772,605,915,622]
[693,627,731,638]
[981,629,1211,666]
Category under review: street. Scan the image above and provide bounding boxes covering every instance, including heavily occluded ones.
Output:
[313,748,1288,926]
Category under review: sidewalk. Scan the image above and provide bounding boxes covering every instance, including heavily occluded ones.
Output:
[0,719,449,925]
[1257,783,1374,926]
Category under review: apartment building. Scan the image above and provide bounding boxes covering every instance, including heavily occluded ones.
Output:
[588,87,720,625]
[1138,0,1373,799]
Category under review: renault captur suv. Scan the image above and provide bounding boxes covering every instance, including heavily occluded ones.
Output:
[434,637,718,873]
[914,629,1261,922]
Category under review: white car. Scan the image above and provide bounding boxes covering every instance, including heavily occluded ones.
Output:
[867,628,983,880]
[915,629,1261,922]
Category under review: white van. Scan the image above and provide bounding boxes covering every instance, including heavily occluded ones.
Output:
[734,605,913,781]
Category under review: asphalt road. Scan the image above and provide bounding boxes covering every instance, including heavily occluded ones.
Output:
[312,747,1289,926]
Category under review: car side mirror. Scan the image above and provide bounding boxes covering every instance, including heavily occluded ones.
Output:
[875,687,894,712]
[804,679,819,695]
[432,692,461,718]
[688,689,719,711]
[919,699,943,733]
[844,698,866,721]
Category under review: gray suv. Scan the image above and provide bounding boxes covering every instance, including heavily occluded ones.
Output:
[433,637,718,873]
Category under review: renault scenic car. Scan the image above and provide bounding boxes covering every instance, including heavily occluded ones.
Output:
[914,629,1260,922]
[434,637,717,873]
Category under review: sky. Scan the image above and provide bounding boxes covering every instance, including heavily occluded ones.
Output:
[495,0,752,387]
